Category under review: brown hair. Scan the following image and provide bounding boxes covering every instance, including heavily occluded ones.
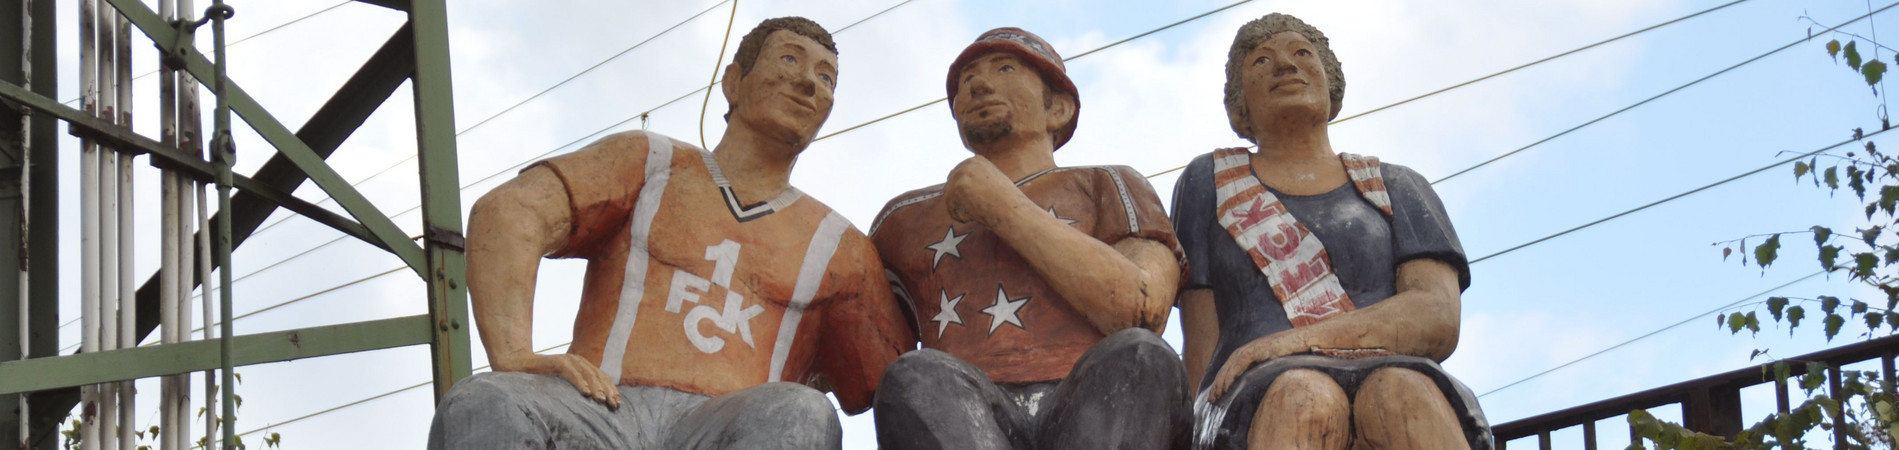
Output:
[726,17,837,121]
[1223,13,1345,141]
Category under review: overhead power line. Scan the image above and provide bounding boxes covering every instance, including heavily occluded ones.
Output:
[61,1,352,105]
[1142,0,1759,180]
[1476,271,1825,399]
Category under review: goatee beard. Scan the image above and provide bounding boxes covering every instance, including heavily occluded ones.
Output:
[961,120,1013,146]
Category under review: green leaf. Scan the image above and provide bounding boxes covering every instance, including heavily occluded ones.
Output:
[1814,226,1833,246]
[1864,226,1883,246]
[1757,234,1782,267]
[1826,166,1841,189]
[1790,305,1807,328]
[1746,311,1762,334]
[1830,39,1844,60]
[1867,310,1883,330]
[1881,186,1899,214]
[1730,312,1747,334]
[1867,60,1889,85]
[1776,361,1793,385]
[1854,300,1870,315]
[1851,165,1868,199]
[1822,245,1842,270]
[1806,361,1830,390]
[1849,40,1864,70]
[1797,161,1812,181]
[1769,296,1789,321]
[1858,252,1880,278]
[1827,313,1847,341]
[1823,295,1842,314]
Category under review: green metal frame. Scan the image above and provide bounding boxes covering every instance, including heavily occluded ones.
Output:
[0,0,470,446]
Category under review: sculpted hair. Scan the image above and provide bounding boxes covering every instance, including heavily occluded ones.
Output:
[727,17,838,121]
[1223,13,1345,141]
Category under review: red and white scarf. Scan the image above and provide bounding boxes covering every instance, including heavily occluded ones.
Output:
[1211,148,1391,328]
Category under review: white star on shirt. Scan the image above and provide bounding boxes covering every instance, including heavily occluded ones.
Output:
[1046,207,1077,226]
[982,285,1030,334]
[926,226,968,269]
[931,290,965,339]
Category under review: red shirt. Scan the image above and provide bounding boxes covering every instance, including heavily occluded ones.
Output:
[533,131,912,413]
[869,165,1181,383]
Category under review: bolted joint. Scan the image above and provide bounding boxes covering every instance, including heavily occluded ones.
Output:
[210,130,236,165]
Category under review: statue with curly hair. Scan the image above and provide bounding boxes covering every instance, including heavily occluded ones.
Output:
[1171,13,1493,450]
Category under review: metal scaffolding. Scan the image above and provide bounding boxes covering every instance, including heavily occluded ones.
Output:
[0,0,472,448]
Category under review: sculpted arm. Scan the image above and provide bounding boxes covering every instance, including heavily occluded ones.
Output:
[1207,258,1461,398]
[949,157,1181,334]
[1179,288,1219,386]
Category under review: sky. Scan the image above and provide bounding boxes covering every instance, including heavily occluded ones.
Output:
[32,0,1899,448]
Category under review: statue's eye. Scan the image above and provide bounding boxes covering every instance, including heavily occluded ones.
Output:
[1295,49,1312,57]
[781,54,797,65]
[999,64,1015,73]
[818,73,835,86]
[1253,56,1269,66]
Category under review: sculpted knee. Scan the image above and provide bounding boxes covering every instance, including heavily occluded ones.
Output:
[1357,367,1444,405]
[1095,328,1179,367]
[1264,369,1349,416]
[438,372,536,413]
[881,349,977,390]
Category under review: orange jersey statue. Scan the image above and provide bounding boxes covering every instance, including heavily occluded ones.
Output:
[869,164,1178,383]
[535,131,911,411]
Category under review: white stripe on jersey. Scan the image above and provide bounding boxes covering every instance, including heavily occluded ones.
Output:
[600,132,675,384]
[768,212,851,382]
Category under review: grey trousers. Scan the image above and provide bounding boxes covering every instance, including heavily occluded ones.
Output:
[873,329,1192,450]
[428,372,842,450]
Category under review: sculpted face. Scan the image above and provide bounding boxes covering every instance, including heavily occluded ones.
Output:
[952,53,1059,149]
[1240,31,1330,134]
[724,30,839,149]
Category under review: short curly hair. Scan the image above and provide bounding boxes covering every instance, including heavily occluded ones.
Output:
[1223,13,1345,142]
[727,17,837,121]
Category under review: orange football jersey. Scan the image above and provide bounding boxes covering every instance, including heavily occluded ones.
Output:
[531,131,912,413]
[868,165,1180,383]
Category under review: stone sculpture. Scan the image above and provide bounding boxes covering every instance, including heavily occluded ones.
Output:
[867,27,1192,450]
[427,17,913,450]
[1171,13,1492,450]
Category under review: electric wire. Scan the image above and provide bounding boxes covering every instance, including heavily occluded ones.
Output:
[1475,270,1825,399]
[699,0,741,150]
[1431,0,1898,186]
[1141,0,1760,180]
[58,1,351,105]
[1468,125,1893,265]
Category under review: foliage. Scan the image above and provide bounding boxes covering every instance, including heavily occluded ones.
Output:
[58,373,279,450]
[1630,36,1899,449]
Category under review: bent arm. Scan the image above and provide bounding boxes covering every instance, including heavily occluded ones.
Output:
[1226,258,1461,367]
[466,167,574,372]
[1179,288,1219,386]
[985,199,1182,334]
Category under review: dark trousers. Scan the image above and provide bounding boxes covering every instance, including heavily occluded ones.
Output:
[427,372,841,450]
[874,329,1192,450]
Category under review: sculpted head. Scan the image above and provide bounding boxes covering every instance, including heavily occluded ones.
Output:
[721,17,839,149]
[1224,13,1345,142]
[945,28,1079,152]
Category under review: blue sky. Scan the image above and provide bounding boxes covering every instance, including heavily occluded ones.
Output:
[38,0,1899,448]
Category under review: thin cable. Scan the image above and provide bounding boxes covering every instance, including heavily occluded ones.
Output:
[699,0,741,150]
[1469,126,1893,265]
[1141,0,1761,180]
[456,0,733,136]
[1477,270,1824,398]
[816,0,1253,143]
[1432,1,1898,185]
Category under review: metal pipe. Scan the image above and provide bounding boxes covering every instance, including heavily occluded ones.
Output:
[207,2,235,447]
[113,7,135,448]
[96,7,119,450]
[15,0,30,445]
[76,0,100,447]
[157,0,179,441]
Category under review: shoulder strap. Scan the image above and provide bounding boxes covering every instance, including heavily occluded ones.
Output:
[1338,153,1393,217]
[1207,148,1355,327]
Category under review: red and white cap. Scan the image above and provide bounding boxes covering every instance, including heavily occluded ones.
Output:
[946,27,1080,150]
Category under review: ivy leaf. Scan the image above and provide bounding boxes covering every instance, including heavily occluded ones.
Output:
[1797,160,1812,181]
[1826,313,1847,341]
[1769,296,1790,321]
[1868,60,1889,85]
[1848,40,1864,70]
[1756,234,1782,268]
[1822,245,1842,270]
[1830,39,1844,60]
[1789,305,1807,328]
[1826,166,1841,189]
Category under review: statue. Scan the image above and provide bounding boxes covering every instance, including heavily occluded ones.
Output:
[427,17,914,450]
[867,27,1192,450]
[1171,13,1492,450]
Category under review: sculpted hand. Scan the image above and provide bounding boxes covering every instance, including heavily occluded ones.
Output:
[944,155,1024,224]
[1206,338,1301,401]
[499,352,623,410]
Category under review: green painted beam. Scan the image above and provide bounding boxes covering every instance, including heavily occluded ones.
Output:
[409,0,474,401]
[0,79,388,252]
[102,0,428,275]
[0,315,434,396]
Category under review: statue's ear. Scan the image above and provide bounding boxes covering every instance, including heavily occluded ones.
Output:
[720,63,743,105]
[1045,91,1077,134]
